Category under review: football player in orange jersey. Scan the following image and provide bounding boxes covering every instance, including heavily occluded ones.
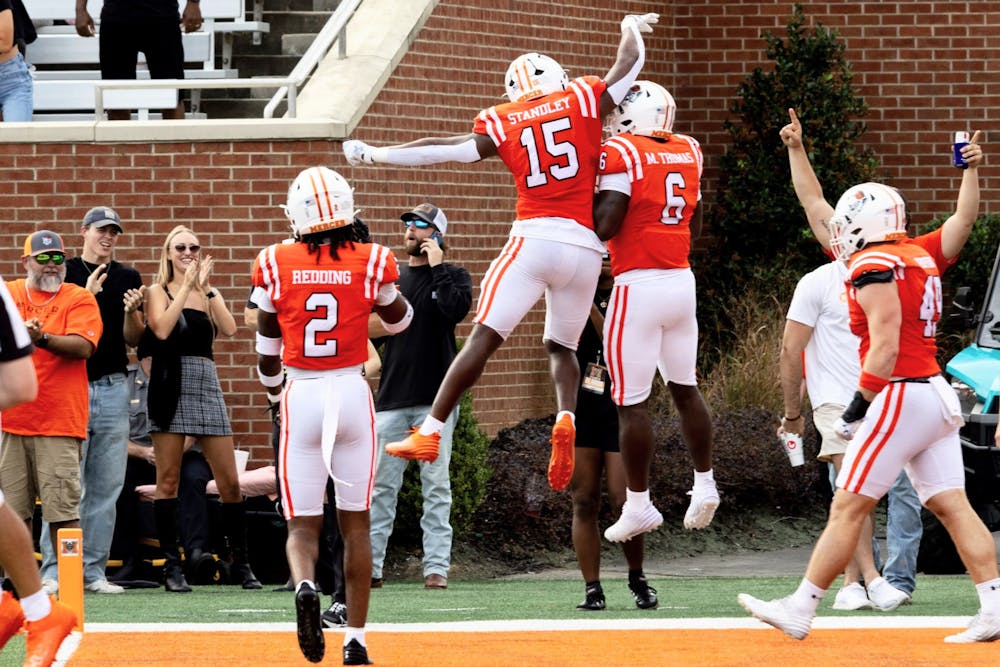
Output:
[254,167,412,665]
[342,13,659,492]
[739,183,1000,643]
[591,81,719,546]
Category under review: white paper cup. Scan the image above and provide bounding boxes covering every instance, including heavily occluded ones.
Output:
[233,449,249,475]
[781,433,805,467]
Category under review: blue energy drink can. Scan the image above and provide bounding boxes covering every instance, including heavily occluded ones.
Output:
[953,131,970,169]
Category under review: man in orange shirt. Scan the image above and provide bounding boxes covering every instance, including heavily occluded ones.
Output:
[0,230,102,595]
[0,271,78,667]
[343,13,659,491]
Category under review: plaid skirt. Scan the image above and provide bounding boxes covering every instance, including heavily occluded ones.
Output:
[149,355,232,436]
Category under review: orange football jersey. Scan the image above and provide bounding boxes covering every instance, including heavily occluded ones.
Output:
[847,242,941,378]
[253,241,399,371]
[473,75,607,228]
[599,132,703,274]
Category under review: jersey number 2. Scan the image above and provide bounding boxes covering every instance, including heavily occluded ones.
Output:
[304,292,338,357]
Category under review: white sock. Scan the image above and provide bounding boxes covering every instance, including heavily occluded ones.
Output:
[344,627,366,646]
[976,577,1000,615]
[20,589,52,622]
[625,488,650,509]
[418,416,444,436]
[693,469,715,488]
[556,410,576,427]
[789,578,826,615]
[296,579,316,593]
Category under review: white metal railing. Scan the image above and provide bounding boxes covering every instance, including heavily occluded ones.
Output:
[263,0,362,119]
[89,0,362,120]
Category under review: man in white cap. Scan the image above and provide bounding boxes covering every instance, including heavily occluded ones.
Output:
[368,203,472,591]
[37,207,144,595]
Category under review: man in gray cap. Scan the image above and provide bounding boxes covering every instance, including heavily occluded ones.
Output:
[367,203,472,591]
[37,207,145,595]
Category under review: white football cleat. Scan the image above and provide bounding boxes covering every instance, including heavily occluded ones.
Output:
[866,577,911,612]
[831,582,872,610]
[604,501,663,543]
[683,483,720,530]
[944,613,1000,643]
[737,593,814,640]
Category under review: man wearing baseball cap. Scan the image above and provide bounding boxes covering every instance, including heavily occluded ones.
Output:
[1,230,102,600]
[36,207,144,596]
[367,202,472,592]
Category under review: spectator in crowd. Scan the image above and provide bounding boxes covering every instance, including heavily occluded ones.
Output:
[739,179,1000,643]
[343,13,659,492]
[0,231,102,596]
[0,275,78,667]
[593,81,718,544]
[779,107,985,607]
[110,345,223,586]
[369,203,472,591]
[145,225,260,593]
[570,253,657,612]
[75,0,203,120]
[254,167,411,665]
[0,0,34,122]
[37,206,143,596]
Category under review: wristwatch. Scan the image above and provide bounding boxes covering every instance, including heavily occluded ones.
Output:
[36,332,49,349]
[206,289,218,299]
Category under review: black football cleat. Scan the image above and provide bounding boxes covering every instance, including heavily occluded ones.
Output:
[576,583,606,611]
[295,583,325,663]
[628,575,659,610]
[343,638,373,665]
[322,601,348,627]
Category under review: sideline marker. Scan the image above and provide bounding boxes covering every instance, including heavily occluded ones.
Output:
[57,527,84,631]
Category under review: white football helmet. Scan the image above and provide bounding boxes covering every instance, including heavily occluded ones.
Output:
[504,53,568,103]
[829,183,908,261]
[606,81,676,138]
[283,167,355,238]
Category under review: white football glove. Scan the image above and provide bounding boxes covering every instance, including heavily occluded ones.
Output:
[622,13,659,34]
[343,139,376,166]
[833,416,863,441]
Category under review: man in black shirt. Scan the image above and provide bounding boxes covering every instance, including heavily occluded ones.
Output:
[369,204,472,589]
[39,206,144,595]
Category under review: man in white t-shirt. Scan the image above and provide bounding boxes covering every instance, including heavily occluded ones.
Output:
[781,259,911,612]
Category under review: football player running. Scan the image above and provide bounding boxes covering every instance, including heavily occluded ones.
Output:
[253,167,412,665]
[592,81,718,543]
[343,13,658,492]
[739,182,1000,643]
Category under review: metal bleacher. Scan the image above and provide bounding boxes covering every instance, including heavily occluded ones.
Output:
[24,0,269,119]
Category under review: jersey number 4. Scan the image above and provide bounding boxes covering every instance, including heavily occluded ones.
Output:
[304,292,338,357]
[519,118,579,188]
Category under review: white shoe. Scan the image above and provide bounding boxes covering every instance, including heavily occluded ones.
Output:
[831,582,872,610]
[41,578,58,595]
[737,593,814,640]
[944,612,1000,643]
[866,576,910,612]
[604,501,663,542]
[85,579,124,594]
[683,483,720,530]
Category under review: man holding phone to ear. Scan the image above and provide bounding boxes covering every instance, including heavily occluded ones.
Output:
[368,203,472,590]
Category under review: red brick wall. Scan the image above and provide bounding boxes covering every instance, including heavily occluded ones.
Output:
[1,1,997,463]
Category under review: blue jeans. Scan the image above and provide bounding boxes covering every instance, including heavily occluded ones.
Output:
[0,54,33,122]
[41,375,130,583]
[370,406,458,579]
[880,471,922,595]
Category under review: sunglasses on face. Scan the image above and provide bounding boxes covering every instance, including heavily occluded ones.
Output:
[403,219,432,229]
[34,253,65,265]
[173,244,201,253]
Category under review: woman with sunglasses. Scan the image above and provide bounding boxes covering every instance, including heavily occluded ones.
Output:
[143,225,260,592]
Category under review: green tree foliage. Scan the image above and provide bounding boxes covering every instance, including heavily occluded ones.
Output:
[698,4,878,364]
[392,391,492,547]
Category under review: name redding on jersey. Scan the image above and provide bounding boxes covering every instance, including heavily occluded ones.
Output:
[291,269,353,285]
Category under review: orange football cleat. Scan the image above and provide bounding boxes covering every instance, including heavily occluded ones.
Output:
[23,598,76,667]
[385,429,440,463]
[0,590,25,652]
[547,414,576,490]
